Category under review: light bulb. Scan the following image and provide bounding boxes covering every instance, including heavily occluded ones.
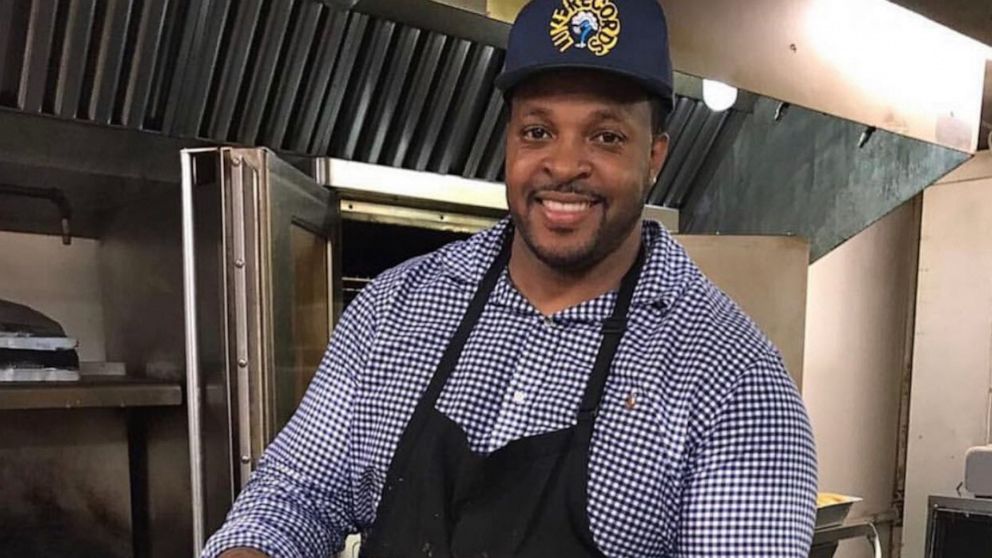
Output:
[702,79,738,112]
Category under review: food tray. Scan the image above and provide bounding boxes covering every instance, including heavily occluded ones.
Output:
[815,493,863,529]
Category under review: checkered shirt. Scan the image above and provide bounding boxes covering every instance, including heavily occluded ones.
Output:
[203,218,818,558]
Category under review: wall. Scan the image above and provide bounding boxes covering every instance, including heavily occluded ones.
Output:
[678,234,809,387]
[803,197,922,558]
[0,231,105,361]
[901,153,992,558]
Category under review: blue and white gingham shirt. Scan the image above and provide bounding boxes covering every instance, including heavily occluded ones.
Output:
[204,219,818,558]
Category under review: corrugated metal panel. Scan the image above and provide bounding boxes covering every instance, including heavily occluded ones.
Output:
[19,0,59,112]
[332,18,396,159]
[264,0,324,148]
[286,7,348,152]
[0,0,734,192]
[86,0,132,123]
[118,0,169,128]
[309,11,368,154]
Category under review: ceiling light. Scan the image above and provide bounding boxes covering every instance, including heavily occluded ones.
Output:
[702,79,738,112]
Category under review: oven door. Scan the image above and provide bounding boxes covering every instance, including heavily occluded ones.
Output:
[182,147,340,552]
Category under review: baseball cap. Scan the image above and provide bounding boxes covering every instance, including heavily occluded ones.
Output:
[494,0,674,112]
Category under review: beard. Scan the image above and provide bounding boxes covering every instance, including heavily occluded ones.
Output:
[510,181,645,273]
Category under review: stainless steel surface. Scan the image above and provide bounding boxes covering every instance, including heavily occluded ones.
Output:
[0,379,182,410]
[812,521,879,550]
[661,110,729,208]
[165,0,231,137]
[359,25,421,163]
[889,1,992,48]
[434,44,499,175]
[411,38,472,171]
[1,0,732,199]
[229,151,256,488]
[18,0,57,113]
[184,147,239,553]
[264,1,324,148]
[317,157,679,231]
[86,0,132,124]
[354,0,509,47]
[383,31,447,168]
[54,0,97,118]
[237,0,296,144]
[334,18,397,160]
[341,199,499,233]
[181,148,208,556]
[208,0,265,140]
[120,0,168,128]
[288,8,350,152]
[462,89,506,178]
[412,0,986,152]
[181,147,340,551]
[238,148,339,440]
[816,496,863,530]
[665,0,985,153]
[0,183,72,244]
[314,157,508,210]
[925,496,992,558]
[311,13,370,154]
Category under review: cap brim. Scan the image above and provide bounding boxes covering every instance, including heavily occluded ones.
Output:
[494,63,674,111]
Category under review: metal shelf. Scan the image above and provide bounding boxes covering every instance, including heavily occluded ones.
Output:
[0,378,183,411]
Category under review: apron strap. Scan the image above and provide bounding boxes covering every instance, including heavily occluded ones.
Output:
[421,233,512,404]
[390,228,513,459]
[577,245,645,422]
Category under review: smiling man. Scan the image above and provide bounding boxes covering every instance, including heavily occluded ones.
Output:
[204,1,817,557]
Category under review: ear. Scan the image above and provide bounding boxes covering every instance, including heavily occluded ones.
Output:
[649,133,670,181]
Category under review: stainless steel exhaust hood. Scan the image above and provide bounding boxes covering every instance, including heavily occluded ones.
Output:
[0,0,733,208]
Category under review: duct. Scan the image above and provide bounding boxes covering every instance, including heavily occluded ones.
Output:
[424,0,988,153]
[0,0,730,193]
[888,0,992,48]
[680,97,970,261]
[4,0,966,262]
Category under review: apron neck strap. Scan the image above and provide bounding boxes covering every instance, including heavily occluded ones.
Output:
[420,227,513,405]
[578,244,645,421]
[423,225,645,422]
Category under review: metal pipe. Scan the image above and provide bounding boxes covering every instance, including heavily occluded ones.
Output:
[180,149,207,556]
[0,184,72,244]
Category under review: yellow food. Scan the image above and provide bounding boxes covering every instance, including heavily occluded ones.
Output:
[817,493,850,507]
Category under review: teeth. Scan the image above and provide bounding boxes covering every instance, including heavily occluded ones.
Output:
[542,199,590,213]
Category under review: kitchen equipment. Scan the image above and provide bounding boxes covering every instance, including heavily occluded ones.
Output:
[816,492,863,529]
[0,299,79,381]
[965,445,992,497]
[926,495,992,558]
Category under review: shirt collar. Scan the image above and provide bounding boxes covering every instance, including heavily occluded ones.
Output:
[438,217,697,313]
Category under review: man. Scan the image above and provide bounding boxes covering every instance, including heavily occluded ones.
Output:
[205,0,817,556]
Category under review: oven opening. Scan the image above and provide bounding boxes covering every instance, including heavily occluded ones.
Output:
[341,219,474,309]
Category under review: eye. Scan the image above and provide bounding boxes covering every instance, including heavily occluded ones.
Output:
[522,126,552,141]
[593,131,626,145]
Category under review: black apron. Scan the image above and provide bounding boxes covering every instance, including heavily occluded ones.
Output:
[361,233,644,558]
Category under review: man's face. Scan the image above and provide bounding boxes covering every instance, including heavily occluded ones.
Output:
[505,70,669,272]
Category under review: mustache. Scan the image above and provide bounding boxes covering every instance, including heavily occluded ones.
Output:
[530,182,604,201]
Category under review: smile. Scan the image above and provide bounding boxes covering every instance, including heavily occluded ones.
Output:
[540,199,592,212]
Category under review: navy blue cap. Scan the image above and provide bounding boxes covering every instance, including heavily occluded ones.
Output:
[495,0,674,112]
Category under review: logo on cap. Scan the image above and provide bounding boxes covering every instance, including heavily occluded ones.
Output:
[549,0,621,57]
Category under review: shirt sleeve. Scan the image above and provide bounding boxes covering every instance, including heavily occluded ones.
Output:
[674,356,818,557]
[202,283,379,558]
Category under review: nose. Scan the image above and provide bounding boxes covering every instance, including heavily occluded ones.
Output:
[542,136,592,185]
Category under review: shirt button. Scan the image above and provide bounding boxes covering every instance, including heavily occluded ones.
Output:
[512,390,527,404]
[543,317,554,329]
